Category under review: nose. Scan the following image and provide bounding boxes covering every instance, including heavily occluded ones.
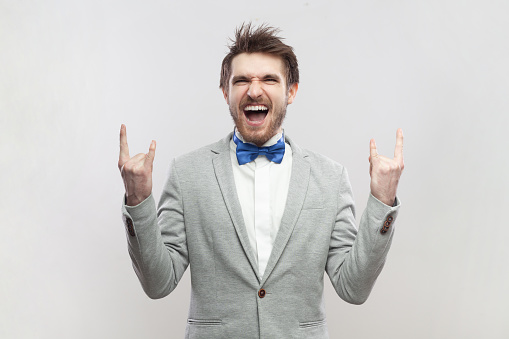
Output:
[247,80,263,99]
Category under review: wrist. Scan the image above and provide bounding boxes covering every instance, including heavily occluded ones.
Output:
[126,194,146,207]
[371,192,395,207]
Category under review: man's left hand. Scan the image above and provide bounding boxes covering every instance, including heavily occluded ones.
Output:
[369,128,405,206]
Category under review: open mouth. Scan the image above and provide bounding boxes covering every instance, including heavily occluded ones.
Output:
[243,105,268,126]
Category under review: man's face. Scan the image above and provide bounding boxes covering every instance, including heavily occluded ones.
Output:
[222,52,298,146]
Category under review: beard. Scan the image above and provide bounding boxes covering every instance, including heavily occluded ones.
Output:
[229,97,288,147]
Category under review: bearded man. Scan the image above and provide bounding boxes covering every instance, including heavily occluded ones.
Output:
[118,23,404,339]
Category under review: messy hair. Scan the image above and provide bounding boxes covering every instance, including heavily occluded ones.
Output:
[220,23,299,92]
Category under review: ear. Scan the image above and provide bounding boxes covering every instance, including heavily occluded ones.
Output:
[221,87,229,105]
[287,83,299,105]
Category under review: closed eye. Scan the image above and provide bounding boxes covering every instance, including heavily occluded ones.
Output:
[232,76,250,85]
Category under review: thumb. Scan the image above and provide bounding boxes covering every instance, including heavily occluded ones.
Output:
[145,140,156,168]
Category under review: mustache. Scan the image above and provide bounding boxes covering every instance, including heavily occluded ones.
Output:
[240,99,271,109]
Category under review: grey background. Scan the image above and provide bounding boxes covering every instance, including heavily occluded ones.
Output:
[1,0,508,338]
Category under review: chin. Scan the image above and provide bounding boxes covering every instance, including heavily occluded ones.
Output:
[237,125,272,146]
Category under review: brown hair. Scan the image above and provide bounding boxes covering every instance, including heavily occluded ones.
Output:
[219,23,299,92]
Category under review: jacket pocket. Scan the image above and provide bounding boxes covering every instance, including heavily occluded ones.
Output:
[187,319,222,326]
[186,319,224,339]
[299,319,326,329]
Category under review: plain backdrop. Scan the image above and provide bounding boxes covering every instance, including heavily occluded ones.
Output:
[1,1,508,338]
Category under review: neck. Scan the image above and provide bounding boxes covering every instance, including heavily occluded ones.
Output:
[235,128,283,147]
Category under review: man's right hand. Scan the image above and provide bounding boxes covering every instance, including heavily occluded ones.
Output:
[118,124,156,206]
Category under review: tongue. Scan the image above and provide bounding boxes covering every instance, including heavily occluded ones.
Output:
[246,112,266,121]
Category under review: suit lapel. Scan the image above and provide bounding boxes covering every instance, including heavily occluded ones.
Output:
[211,134,260,280]
[261,137,310,285]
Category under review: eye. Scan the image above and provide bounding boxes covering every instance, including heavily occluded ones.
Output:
[234,79,249,85]
[264,78,278,84]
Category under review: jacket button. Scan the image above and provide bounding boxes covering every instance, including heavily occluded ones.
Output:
[126,218,135,237]
[381,215,394,234]
[258,289,266,298]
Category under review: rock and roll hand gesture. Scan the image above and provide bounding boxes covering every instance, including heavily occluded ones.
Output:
[118,124,156,206]
[369,128,404,206]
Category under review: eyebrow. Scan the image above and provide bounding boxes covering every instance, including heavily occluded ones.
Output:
[231,75,249,83]
[262,74,282,80]
[231,74,282,83]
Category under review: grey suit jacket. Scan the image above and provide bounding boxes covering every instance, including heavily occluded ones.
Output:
[121,133,400,339]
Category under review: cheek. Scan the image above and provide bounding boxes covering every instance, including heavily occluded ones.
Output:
[231,94,243,107]
[270,89,286,102]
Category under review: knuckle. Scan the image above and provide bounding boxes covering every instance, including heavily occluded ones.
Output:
[378,163,390,174]
[132,166,144,175]
[123,163,133,173]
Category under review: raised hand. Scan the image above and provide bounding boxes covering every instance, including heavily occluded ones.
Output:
[118,124,156,206]
[369,128,404,206]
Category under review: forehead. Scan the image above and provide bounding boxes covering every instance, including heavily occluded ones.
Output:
[230,52,285,78]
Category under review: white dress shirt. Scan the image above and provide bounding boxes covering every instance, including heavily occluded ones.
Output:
[230,129,293,279]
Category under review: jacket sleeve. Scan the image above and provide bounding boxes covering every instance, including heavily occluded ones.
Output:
[121,159,189,299]
[325,167,400,305]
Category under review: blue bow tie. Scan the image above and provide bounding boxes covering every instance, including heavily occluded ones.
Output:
[233,132,285,165]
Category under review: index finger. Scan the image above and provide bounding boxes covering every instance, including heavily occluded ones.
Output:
[119,124,130,165]
[394,128,404,163]
[369,138,378,160]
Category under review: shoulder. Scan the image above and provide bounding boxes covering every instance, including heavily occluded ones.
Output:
[287,135,346,176]
[302,148,348,189]
[289,138,353,206]
[172,133,231,170]
[304,148,344,170]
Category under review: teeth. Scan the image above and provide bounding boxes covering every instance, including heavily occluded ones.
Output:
[244,105,268,111]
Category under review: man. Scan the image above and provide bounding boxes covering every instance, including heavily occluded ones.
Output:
[118,23,404,339]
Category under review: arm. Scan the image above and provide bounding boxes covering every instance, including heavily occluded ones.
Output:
[326,129,404,304]
[326,168,400,304]
[118,125,188,299]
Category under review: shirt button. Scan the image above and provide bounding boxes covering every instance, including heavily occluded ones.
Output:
[258,289,266,298]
